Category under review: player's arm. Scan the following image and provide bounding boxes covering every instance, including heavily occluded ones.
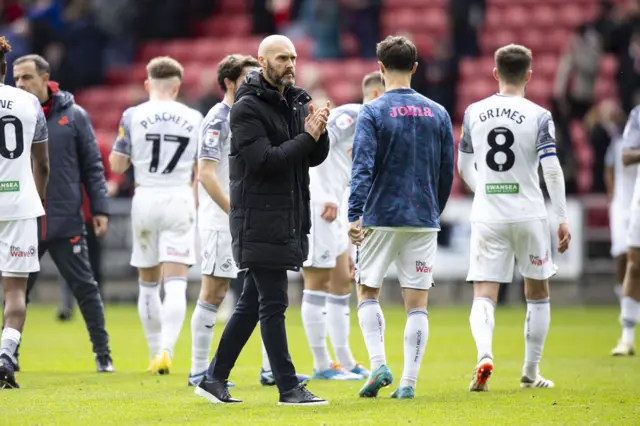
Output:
[231,101,318,175]
[604,143,615,202]
[31,107,50,200]
[198,118,230,214]
[348,104,377,223]
[456,108,477,193]
[622,110,640,166]
[109,108,133,174]
[74,105,109,217]
[537,112,568,224]
[438,111,455,214]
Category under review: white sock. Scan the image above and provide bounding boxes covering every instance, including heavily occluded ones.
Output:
[160,276,188,357]
[400,308,429,388]
[301,290,332,371]
[469,297,496,362]
[621,296,640,344]
[190,300,217,375]
[327,293,357,370]
[0,327,21,363]
[137,280,162,359]
[523,298,551,379]
[261,340,271,371]
[357,299,386,371]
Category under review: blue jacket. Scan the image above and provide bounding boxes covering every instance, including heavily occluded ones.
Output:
[41,87,109,241]
[348,88,454,228]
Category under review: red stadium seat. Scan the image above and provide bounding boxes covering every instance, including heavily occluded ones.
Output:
[599,54,618,79]
[216,0,248,15]
[533,54,559,80]
[531,5,556,29]
[200,15,252,37]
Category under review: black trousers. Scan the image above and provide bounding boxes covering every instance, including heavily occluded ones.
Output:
[207,267,298,393]
[60,223,103,309]
[26,234,110,355]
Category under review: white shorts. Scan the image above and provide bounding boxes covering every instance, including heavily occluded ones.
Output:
[356,228,437,290]
[0,218,39,277]
[200,229,238,278]
[610,204,630,257]
[304,203,350,268]
[627,207,640,249]
[467,219,556,283]
[130,187,196,268]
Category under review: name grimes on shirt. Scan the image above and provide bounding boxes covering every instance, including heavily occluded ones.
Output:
[140,112,195,132]
[479,108,525,124]
[0,99,14,110]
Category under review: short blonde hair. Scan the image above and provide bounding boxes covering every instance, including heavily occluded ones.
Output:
[146,56,183,81]
[494,44,532,84]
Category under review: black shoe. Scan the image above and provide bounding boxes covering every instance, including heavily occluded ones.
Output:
[195,377,242,404]
[0,354,19,389]
[95,354,115,373]
[57,308,74,322]
[278,383,328,406]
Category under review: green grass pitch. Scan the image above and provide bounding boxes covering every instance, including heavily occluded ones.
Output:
[2,304,639,425]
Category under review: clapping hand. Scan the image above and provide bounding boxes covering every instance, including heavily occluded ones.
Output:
[305,101,331,141]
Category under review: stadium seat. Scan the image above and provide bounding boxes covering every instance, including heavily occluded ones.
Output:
[216,0,248,14]
[200,15,252,37]
[599,54,618,79]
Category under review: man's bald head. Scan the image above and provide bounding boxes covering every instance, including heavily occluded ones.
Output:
[257,35,297,91]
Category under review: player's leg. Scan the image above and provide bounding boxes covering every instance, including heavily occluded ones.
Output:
[1,275,27,389]
[389,231,437,399]
[613,246,640,356]
[48,236,113,372]
[327,250,368,378]
[189,230,236,386]
[614,255,627,301]
[356,229,397,397]
[1,218,41,388]
[612,210,640,356]
[466,222,514,391]
[197,269,261,404]
[300,205,339,378]
[130,191,164,369]
[155,207,197,373]
[515,219,555,388]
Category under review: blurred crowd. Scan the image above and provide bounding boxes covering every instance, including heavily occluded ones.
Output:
[6,0,640,198]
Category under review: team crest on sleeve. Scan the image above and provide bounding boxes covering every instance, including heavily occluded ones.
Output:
[205,127,221,147]
[547,119,555,139]
[336,113,354,130]
[118,124,125,140]
[460,123,464,138]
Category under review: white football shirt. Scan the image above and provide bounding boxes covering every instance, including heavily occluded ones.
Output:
[459,94,556,223]
[621,106,640,209]
[309,103,360,205]
[606,136,636,211]
[197,102,231,231]
[112,100,202,188]
[0,84,48,221]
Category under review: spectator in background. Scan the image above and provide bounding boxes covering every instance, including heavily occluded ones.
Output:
[585,99,626,193]
[593,0,617,48]
[252,0,277,35]
[609,0,640,113]
[58,137,125,321]
[450,0,484,58]
[342,0,381,58]
[418,39,456,115]
[552,23,603,193]
[301,0,341,59]
[194,69,222,116]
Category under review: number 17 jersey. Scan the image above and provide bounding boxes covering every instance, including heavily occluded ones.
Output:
[112,100,203,188]
[459,94,556,223]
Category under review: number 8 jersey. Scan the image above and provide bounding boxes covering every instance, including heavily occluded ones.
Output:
[112,100,203,188]
[459,94,556,223]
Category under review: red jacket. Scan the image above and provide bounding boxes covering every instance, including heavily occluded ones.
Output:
[81,139,123,224]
